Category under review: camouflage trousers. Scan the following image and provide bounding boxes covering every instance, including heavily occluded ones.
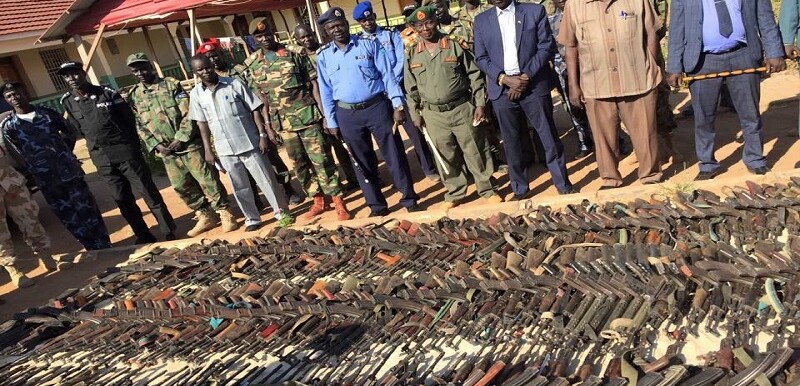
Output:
[655,52,678,136]
[0,182,51,266]
[40,179,111,251]
[280,125,343,198]
[162,149,228,212]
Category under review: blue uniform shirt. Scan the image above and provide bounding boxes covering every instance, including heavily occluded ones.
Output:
[317,35,404,129]
[701,0,746,53]
[360,26,405,84]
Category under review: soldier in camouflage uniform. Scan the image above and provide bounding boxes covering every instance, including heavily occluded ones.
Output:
[126,53,238,237]
[198,42,305,206]
[288,24,359,192]
[245,19,351,221]
[651,0,682,162]
[1,82,109,253]
[0,137,61,288]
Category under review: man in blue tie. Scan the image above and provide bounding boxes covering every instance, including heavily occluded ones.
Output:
[353,1,441,182]
[316,7,421,217]
[667,0,785,180]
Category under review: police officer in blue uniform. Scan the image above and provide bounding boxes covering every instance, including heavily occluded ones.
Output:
[1,82,111,250]
[58,61,176,244]
[316,7,421,217]
[353,1,440,182]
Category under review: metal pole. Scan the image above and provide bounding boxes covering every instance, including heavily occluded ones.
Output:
[188,9,197,55]
[380,0,389,26]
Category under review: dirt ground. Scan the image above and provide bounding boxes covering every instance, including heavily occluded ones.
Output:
[0,71,797,319]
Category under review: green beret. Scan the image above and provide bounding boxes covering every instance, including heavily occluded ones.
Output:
[406,6,436,23]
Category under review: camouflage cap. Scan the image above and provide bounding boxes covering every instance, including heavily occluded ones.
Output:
[406,6,436,23]
[126,52,150,66]
[249,17,272,35]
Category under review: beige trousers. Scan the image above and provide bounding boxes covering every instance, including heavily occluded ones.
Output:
[584,89,662,187]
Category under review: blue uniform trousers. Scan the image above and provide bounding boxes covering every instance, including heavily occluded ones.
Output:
[336,99,419,212]
[688,47,766,173]
[492,92,572,195]
[40,179,111,250]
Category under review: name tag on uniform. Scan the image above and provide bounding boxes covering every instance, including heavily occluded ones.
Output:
[355,55,368,60]
[410,63,423,69]
[444,56,458,63]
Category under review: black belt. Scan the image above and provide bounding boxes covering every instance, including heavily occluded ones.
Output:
[336,94,384,110]
[422,94,470,112]
[708,42,746,55]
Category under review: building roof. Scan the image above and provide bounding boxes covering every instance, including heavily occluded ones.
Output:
[0,0,74,36]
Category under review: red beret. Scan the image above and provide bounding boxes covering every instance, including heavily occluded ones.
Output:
[197,41,219,54]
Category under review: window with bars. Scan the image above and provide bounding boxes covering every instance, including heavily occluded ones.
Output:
[39,48,71,91]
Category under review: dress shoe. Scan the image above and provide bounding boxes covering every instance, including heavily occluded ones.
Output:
[510,191,535,201]
[244,223,264,232]
[406,204,424,213]
[134,234,157,244]
[747,166,770,175]
[694,170,720,181]
[559,187,578,195]
[370,208,391,217]
[573,148,593,160]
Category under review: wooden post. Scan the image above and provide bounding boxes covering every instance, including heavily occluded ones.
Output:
[305,0,323,42]
[142,27,164,78]
[163,23,189,80]
[188,9,197,54]
[83,23,106,72]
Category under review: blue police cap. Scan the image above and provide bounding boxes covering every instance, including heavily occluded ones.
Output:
[317,7,347,26]
[353,1,374,21]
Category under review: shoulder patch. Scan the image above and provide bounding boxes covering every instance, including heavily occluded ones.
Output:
[316,43,331,55]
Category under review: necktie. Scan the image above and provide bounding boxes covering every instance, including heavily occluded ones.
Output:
[715,0,733,38]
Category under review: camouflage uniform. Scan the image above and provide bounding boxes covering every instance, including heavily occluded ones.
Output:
[0,148,50,266]
[286,44,358,186]
[452,2,494,48]
[1,106,110,250]
[244,47,342,198]
[127,77,229,212]
[652,0,677,136]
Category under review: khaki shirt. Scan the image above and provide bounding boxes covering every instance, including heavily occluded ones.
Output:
[404,34,487,123]
[557,0,662,99]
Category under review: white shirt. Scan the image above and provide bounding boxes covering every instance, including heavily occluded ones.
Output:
[497,2,520,75]
[16,111,36,123]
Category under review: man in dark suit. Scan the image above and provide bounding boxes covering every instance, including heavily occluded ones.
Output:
[473,0,574,200]
[667,0,785,180]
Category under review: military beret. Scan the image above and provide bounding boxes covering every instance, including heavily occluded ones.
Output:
[197,41,219,54]
[353,1,374,21]
[407,6,436,23]
[402,5,417,18]
[0,82,22,95]
[249,17,272,35]
[126,52,150,66]
[56,61,84,75]
[317,7,347,26]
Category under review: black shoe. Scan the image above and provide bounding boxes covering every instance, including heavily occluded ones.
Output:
[573,148,593,160]
[288,193,305,205]
[510,191,535,201]
[343,182,359,193]
[370,208,391,217]
[747,166,770,175]
[406,204,424,213]
[559,187,578,195]
[244,223,264,232]
[164,233,177,241]
[134,234,157,244]
[694,170,720,181]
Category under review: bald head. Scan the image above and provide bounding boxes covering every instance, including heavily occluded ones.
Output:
[293,24,320,52]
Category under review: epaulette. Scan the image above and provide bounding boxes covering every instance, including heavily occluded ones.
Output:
[449,34,470,50]
[59,92,71,104]
[286,44,305,55]
[102,85,117,93]
[316,43,331,55]
[359,34,376,41]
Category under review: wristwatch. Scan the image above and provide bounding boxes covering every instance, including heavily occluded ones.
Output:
[259,133,269,138]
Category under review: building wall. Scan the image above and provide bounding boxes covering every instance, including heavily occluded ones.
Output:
[101,27,180,77]
[328,0,408,22]
[10,44,81,98]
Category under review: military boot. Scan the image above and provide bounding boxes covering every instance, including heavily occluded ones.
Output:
[38,249,72,272]
[187,208,218,237]
[304,195,329,219]
[217,208,239,233]
[331,196,352,221]
[3,265,33,288]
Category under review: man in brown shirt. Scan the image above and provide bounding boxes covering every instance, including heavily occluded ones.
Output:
[558,0,663,189]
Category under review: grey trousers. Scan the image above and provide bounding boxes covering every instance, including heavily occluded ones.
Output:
[688,47,766,173]
[219,150,289,226]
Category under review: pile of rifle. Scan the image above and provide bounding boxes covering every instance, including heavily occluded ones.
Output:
[2,178,800,386]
